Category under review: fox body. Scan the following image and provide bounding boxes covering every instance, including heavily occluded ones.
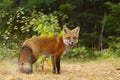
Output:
[18,26,80,74]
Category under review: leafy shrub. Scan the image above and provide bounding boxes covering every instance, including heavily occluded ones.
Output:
[67,45,120,61]
[69,46,87,59]
[114,49,120,57]
[0,7,63,50]
[4,7,61,38]
[0,7,62,59]
[0,46,19,59]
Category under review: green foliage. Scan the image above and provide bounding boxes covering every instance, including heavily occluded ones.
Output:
[3,7,61,40]
[68,46,94,60]
[27,0,44,7]
[114,49,120,57]
[32,11,61,36]
[96,2,120,49]
[69,46,87,59]
[0,46,19,59]
[59,3,75,14]
[0,0,13,9]
[0,7,62,59]
[27,0,56,9]
[96,48,114,58]
[68,45,120,61]
[104,2,120,32]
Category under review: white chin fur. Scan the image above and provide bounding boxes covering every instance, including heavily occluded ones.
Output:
[63,39,70,46]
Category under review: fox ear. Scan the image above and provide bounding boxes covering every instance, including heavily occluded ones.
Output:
[74,26,80,34]
[63,25,69,34]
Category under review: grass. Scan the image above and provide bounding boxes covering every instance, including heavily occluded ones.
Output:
[0,58,120,80]
[0,46,120,80]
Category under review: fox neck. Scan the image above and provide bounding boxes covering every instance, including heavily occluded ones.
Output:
[58,36,71,55]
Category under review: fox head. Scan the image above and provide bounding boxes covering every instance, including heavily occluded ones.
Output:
[18,46,33,74]
[63,26,80,48]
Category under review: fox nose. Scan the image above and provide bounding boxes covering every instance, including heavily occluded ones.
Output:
[71,42,74,44]
[70,42,74,45]
[19,67,32,74]
[25,69,32,74]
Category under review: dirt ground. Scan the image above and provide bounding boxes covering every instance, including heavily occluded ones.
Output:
[0,58,120,80]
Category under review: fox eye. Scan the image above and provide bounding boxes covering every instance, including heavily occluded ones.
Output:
[73,37,77,39]
[21,62,24,65]
[66,37,70,39]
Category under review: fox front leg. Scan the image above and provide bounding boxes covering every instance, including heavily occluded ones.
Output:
[51,56,61,74]
[56,57,61,74]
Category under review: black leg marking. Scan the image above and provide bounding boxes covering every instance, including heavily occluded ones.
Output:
[56,57,61,74]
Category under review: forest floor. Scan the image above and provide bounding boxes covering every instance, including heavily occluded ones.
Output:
[0,58,120,80]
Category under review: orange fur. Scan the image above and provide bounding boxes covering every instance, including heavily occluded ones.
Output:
[22,36,65,61]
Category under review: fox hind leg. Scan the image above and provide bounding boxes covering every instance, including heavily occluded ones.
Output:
[51,56,56,74]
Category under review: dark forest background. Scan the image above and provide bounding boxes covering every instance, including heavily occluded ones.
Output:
[0,0,120,60]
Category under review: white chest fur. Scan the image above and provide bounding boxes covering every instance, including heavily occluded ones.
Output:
[62,46,71,55]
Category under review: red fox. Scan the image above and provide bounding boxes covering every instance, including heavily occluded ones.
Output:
[18,26,80,74]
